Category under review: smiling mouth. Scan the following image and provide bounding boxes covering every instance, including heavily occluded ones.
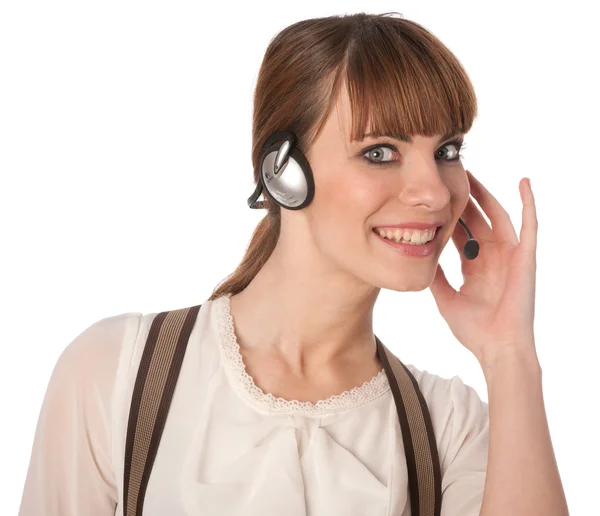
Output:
[371,225,443,245]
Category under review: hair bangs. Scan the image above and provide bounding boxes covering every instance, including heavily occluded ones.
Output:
[340,17,478,143]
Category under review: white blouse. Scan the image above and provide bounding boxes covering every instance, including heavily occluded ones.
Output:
[18,293,489,516]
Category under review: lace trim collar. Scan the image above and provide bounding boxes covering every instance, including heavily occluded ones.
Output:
[213,293,390,416]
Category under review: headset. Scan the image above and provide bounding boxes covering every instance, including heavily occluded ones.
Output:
[247,131,479,260]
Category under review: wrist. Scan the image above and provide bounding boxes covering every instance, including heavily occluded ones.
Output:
[480,344,541,384]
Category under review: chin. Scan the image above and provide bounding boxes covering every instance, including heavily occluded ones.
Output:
[385,281,431,293]
[374,266,439,292]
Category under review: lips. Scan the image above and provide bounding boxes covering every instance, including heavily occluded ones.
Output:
[372,225,443,258]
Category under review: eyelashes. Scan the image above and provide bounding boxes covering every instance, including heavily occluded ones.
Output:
[361,139,467,167]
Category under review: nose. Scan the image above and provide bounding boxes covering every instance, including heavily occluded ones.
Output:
[396,163,452,211]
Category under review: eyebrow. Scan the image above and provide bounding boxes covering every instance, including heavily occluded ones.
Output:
[362,129,461,143]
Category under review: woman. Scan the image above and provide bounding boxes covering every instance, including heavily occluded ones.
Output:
[19,12,568,516]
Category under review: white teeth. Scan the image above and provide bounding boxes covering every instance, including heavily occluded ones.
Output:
[376,227,437,244]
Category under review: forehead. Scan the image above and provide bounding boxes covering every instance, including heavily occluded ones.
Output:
[330,88,459,145]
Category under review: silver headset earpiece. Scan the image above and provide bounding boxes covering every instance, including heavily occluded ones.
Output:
[247,130,478,259]
[247,131,315,211]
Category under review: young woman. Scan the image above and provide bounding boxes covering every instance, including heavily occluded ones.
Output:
[19,12,568,516]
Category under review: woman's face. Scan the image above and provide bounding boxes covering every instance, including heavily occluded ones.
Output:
[296,86,471,292]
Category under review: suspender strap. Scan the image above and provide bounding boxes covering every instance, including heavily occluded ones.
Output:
[123,304,201,516]
[123,305,441,516]
[377,336,442,516]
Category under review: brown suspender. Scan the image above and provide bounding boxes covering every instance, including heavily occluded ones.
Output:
[377,337,442,516]
[123,304,441,516]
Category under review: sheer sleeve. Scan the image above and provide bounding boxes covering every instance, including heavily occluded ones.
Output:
[18,312,141,516]
[440,375,490,516]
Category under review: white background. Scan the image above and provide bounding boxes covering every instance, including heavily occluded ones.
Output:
[1,1,598,513]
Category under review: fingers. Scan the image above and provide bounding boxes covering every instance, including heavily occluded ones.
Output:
[466,170,519,246]
[519,177,538,259]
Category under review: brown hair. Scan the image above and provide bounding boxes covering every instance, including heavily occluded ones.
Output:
[208,12,478,301]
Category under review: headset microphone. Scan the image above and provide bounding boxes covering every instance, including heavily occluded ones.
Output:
[247,131,479,260]
[456,218,479,260]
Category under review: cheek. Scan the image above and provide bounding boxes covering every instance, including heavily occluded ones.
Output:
[315,173,380,227]
[452,174,471,213]
[308,172,380,250]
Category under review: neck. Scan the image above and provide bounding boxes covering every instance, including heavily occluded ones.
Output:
[227,242,381,377]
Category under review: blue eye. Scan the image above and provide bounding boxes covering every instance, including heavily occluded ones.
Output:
[362,139,467,167]
[363,146,395,165]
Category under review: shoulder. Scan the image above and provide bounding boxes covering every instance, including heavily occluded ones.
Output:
[43,311,149,421]
[398,362,489,472]
[54,311,144,382]
[401,360,488,426]
[402,362,486,413]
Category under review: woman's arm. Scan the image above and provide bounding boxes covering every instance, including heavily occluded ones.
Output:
[478,344,569,516]
[18,314,135,515]
[429,175,569,514]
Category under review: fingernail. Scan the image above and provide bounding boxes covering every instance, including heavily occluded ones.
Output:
[528,178,532,189]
